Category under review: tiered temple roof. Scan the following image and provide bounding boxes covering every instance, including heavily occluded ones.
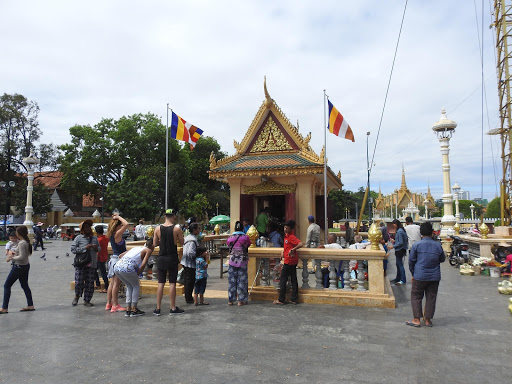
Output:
[209,78,342,189]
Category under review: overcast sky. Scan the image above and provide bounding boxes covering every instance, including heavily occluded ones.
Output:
[0,0,502,202]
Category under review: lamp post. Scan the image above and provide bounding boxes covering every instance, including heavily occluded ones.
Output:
[452,182,461,223]
[22,152,39,241]
[0,180,15,235]
[216,202,219,216]
[366,131,371,220]
[470,204,475,221]
[432,108,457,237]
[424,199,429,220]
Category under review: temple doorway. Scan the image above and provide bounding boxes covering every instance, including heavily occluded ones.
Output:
[257,195,285,226]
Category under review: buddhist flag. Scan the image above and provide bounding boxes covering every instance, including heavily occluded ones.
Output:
[327,100,355,142]
[188,125,204,149]
[170,111,203,149]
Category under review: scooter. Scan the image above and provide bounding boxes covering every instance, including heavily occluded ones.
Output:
[448,235,469,266]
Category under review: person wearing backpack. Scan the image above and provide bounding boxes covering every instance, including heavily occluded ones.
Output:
[226,221,251,306]
[71,219,100,307]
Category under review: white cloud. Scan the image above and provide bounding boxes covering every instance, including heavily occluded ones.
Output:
[0,0,501,200]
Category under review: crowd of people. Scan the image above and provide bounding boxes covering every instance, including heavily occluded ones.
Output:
[1,210,447,328]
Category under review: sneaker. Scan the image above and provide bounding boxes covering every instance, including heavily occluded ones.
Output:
[125,310,132,317]
[110,304,127,313]
[169,307,185,315]
[152,308,161,316]
[130,309,145,317]
[84,301,94,307]
[72,297,79,306]
[105,303,112,311]
[395,281,404,286]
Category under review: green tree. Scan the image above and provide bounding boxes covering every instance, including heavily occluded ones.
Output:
[0,93,54,216]
[59,114,227,222]
[485,197,500,218]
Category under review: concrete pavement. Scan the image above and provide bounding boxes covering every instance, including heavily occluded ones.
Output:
[0,240,511,383]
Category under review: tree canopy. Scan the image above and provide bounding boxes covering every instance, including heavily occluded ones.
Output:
[0,93,55,215]
[58,113,228,221]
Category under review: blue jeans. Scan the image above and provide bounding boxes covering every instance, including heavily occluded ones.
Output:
[3,264,33,310]
[394,249,406,283]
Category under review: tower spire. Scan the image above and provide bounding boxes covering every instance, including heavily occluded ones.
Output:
[401,166,407,189]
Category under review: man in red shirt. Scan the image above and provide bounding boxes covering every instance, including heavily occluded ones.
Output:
[273,220,303,305]
[95,225,110,293]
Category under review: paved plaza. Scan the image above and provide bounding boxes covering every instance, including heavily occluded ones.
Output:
[1,240,511,384]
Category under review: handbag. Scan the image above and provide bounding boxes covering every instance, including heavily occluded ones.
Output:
[73,236,92,268]
[176,268,185,285]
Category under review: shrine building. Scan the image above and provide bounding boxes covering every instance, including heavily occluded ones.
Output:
[209,80,343,239]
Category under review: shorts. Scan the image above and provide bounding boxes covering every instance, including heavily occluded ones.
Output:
[157,255,179,284]
[194,278,207,294]
[107,255,120,278]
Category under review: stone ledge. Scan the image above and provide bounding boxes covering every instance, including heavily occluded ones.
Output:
[70,280,184,295]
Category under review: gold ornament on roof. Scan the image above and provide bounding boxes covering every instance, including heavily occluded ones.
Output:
[233,140,241,154]
[209,151,217,168]
[264,76,273,108]
[250,117,293,152]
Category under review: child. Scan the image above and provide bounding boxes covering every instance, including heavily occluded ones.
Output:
[273,220,303,305]
[194,246,209,306]
[95,225,109,293]
[5,232,18,264]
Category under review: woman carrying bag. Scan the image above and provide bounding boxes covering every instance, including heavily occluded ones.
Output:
[226,221,251,306]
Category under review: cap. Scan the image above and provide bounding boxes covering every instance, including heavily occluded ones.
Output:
[37,222,44,226]
[164,208,176,216]
[308,215,315,222]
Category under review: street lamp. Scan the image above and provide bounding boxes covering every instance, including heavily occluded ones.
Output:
[470,204,475,221]
[216,202,219,216]
[0,180,15,235]
[424,199,429,220]
[22,152,40,240]
[452,182,461,223]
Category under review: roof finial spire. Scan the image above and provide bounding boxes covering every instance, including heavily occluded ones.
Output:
[401,165,407,189]
[264,76,272,108]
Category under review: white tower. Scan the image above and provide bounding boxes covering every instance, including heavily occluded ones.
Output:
[432,108,457,237]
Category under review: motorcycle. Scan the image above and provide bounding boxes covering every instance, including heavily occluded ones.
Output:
[448,235,469,266]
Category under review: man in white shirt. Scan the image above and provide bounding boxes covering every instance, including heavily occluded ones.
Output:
[135,220,145,241]
[404,216,421,255]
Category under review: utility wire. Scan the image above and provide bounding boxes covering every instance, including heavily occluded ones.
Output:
[369,0,408,176]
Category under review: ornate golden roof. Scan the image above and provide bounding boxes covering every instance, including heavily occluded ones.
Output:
[209,78,342,189]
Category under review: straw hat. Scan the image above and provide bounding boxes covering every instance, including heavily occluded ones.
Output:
[497,241,511,247]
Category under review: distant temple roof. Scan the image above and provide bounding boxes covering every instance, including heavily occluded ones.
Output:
[209,78,342,189]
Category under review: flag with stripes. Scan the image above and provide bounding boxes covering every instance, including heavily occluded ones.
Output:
[170,111,203,149]
[327,100,354,142]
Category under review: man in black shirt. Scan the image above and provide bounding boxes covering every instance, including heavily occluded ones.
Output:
[153,209,185,315]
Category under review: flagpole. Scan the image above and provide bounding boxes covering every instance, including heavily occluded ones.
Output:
[323,90,328,244]
[165,103,169,210]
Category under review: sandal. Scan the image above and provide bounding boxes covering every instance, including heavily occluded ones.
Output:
[273,300,285,305]
[228,302,234,306]
[199,302,209,305]
[237,302,246,306]
[20,307,35,312]
[0,310,8,314]
[99,289,107,293]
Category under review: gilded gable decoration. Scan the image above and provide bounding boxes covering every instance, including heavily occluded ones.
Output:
[250,116,293,153]
[243,179,296,195]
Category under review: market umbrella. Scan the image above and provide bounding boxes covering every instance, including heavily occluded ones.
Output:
[209,215,231,224]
